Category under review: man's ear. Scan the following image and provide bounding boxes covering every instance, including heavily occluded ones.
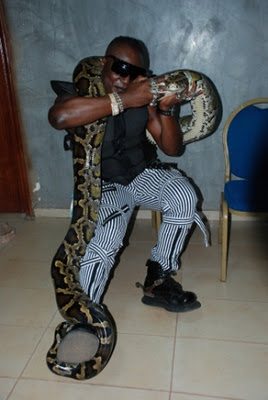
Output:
[101,56,107,67]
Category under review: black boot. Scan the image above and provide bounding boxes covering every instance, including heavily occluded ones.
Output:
[139,260,201,312]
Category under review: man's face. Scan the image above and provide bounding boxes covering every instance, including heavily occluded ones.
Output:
[102,44,147,93]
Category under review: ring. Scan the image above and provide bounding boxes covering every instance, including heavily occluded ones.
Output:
[149,78,159,107]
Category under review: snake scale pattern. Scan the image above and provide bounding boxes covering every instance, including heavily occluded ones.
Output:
[46,56,220,380]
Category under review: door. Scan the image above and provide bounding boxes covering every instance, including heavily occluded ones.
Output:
[0,1,33,216]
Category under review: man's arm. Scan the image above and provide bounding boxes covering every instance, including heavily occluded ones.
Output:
[146,81,203,155]
[48,79,154,130]
[48,95,115,130]
[146,94,183,156]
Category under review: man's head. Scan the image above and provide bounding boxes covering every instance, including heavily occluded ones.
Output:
[102,36,151,93]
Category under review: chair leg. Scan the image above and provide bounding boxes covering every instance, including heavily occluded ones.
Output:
[221,198,229,282]
[218,192,224,244]
[151,210,162,233]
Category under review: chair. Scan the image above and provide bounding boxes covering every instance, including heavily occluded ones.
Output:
[219,98,268,282]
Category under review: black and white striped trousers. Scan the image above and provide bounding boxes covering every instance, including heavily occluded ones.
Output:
[79,168,208,302]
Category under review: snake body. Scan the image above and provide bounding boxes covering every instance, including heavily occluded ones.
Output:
[46,56,220,380]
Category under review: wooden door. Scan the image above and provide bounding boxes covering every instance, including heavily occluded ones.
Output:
[0,1,33,216]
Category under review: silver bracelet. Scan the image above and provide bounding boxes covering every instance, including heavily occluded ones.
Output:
[108,92,124,116]
[113,92,124,113]
[108,93,119,116]
[149,78,159,107]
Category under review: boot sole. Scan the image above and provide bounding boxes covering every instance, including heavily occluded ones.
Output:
[141,296,201,313]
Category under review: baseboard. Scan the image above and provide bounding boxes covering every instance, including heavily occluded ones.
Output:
[34,208,71,218]
[34,207,263,222]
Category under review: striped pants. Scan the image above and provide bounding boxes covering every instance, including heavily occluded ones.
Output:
[79,168,208,302]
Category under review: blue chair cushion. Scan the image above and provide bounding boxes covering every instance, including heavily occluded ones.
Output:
[224,180,268,212]
[228,105,268,180]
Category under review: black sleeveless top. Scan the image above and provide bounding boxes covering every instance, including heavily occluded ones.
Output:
[101,106,149,185]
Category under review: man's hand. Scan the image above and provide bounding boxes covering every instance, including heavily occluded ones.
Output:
[158,81,203,110]
[121,76,153,108]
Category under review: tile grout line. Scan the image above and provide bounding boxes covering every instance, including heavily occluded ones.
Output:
[171,389,246,400]
[168,313,179,399]
[7,374,174,393]
[176,335,268,346]
[6,378,18,400]
[12,310,59,386]
[170,324,250,400]
[5,322,52,400]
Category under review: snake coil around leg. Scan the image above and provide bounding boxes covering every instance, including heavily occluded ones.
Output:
[46,57,220,380]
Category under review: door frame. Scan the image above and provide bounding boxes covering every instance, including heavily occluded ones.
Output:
[0,1,33,216]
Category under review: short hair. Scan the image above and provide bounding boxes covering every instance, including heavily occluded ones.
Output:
[105,36,150,70]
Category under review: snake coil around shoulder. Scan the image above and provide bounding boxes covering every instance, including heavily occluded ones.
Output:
[46,56,221,380]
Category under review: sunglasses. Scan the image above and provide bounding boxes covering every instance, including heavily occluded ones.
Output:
[106,55,150,80]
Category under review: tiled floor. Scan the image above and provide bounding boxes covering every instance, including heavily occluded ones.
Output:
[0,214,268,400]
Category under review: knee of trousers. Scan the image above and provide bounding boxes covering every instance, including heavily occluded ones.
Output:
[81,241,118,269]
[160,176,198,221]
[80,199,131,276]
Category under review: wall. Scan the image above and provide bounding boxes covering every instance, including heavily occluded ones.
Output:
[4,0,268,210]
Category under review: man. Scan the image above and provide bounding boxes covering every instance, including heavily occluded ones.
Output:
[48,36,207,313]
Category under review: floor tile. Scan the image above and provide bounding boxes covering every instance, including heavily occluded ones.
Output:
[172,338,268,400]
[48,311,63,328]
[171,393,229,400]
[226,220,268,245]
[92,333,174,390]
[0,378,16,400]
[0,217,69,263]
[182,264,268,302]
[0,259,52,289]
[9,379,169,400]
[186,221,268,268]
[0,287,56,327]
[22,328,74,382]
[227,244,268,274]
[0,239,58,263]
[0,325,44,377]
[178,298,268,343]
[105,291,177,336]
